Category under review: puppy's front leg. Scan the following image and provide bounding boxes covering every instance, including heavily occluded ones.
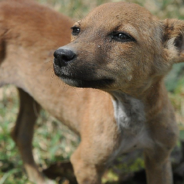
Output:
[144,147,173,184]
[144,115,178,184]
[71,117,119,184]
[71,144,104,184]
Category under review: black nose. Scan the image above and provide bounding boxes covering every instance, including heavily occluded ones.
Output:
[53,49,76,67]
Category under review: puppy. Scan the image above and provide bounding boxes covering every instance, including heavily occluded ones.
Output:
[0,0,74,183]
[53,2,184,184]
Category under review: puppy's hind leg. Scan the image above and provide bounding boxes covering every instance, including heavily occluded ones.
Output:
[11,88,53,184]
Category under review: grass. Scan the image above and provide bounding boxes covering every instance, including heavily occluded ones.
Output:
[37,0,184,20]
[1,0,184,183]
[0,86,79,184]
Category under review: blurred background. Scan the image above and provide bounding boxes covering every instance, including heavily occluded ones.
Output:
[1,0,184,183]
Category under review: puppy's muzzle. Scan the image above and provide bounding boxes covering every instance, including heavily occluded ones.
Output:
[53,48,76,67]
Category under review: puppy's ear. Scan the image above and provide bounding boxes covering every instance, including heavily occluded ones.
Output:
[162,19,184,63]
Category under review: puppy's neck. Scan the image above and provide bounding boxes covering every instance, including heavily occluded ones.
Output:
[110,78,168,122]
[111,92,146,133]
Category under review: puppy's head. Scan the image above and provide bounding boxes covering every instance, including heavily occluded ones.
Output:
[54,2,184,95]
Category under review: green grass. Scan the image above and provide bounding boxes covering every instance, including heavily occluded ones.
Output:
[0,86,79,183]
[1,0,184,183]
[0,87,28,183]
[37,0,184,20]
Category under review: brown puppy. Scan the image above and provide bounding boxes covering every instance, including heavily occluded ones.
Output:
[0,0,74,183]
[53,2,184,184]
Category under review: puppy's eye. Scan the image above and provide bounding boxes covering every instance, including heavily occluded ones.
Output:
[71,26,80,36]
[111,32,135,42]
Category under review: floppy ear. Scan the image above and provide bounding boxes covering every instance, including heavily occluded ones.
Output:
[162,19,184,63]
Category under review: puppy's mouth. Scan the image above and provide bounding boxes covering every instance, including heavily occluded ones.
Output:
[53,64,114,88]
[60,74,114,88]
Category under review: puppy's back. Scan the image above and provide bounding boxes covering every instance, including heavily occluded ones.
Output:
[0,0,73,49]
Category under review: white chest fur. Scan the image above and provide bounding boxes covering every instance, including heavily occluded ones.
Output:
[109,93,152,163]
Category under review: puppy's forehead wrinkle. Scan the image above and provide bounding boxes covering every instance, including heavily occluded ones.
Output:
[80,5,159,43]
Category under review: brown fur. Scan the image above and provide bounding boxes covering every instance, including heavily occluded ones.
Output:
[0,0,75,183]
[0,0,183,184]
[53,2,184,184]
